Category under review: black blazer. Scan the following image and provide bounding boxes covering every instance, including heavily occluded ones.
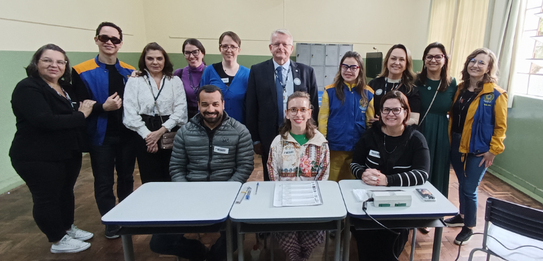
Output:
[10,76,88,161]
[245,59,319,152]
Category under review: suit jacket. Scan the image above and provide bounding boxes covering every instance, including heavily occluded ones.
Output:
[246,59,319,153]
[10,76,88,161]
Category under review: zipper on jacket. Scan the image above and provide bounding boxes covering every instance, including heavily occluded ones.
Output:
[207,129,214,181]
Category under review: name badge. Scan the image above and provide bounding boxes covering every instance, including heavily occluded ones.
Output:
[214,146,229,154]
[369,150,380,158]
[283,149,295,155]
[221,78,229,84]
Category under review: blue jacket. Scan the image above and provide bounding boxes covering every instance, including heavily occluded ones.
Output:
[449,82,507,155]
[200,65,250,124]
[319,83,375,151]
[72,56,134,145]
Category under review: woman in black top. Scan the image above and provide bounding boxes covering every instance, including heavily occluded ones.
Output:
[368,44,421,125]
[350,90,430,261]
[10,44,96,253]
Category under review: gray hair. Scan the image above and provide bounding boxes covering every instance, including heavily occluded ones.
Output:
[270,29,293,45]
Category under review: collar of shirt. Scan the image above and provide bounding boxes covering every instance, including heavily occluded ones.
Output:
[273,59,291,78]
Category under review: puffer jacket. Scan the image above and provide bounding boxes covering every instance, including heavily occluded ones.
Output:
[170,112,254,182]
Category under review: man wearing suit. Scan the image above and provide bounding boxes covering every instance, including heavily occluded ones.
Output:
[246,29,319,181]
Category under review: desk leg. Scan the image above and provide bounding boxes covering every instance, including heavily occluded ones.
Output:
[342,217,351,261]
[237,224,244,261]
[121,235,135,261]
[226,220,233,261]
[431,227,443,261]
[410,228,416,261]
[334,220,341,261]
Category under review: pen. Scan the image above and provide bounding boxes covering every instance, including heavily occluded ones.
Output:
[255,182,259,195]
[246,187,252,200]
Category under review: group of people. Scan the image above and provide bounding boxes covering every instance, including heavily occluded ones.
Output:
[9,20,507,261]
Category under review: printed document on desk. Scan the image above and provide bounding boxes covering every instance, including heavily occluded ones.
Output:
[273,181,323,207]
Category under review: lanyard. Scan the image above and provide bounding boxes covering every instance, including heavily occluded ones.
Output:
[146,76,167,101]
[457,91,477,128]
[188,65,206,93]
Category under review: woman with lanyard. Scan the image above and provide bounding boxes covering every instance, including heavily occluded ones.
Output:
[173,38,206,120]
[446,48,507,245]
[200,31,250,124]
[267,91,330,261]
[318,51,374,182]
[414,42,457,234]
[123,42,187,183]
[368,44,420,125]
[350,90,430,261]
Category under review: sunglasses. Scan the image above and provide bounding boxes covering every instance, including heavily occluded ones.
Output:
[97,35,122,45]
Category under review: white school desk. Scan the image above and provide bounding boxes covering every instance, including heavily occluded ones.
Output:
[229,181,347,261]
[339,180,458,261]
[101,181,241,261]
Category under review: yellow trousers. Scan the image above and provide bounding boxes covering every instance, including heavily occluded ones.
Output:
[329,151,355,182]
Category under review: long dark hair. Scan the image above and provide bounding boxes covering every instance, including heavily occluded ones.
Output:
[26,43,71,84]
[183,38,206,65]
[378,44,416,93]
[460,48,499,94]
[415,42,451,92]
[378,90,411,127]
[279,91,317,140]
[137,42,173,78]
[332,51,367,105]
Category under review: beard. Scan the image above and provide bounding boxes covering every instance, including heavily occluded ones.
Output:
[202,111,222,125]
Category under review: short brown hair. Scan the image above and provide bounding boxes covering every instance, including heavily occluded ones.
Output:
[219,31,241,47]
[378,90,411,127]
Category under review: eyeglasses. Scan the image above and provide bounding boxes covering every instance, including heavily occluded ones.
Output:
[220,44,239,51]
[425,54,444,61]
[40,58,67,66]
[469,58,487,66]
[271,43,293,48]
[184,49,200,57]
[97,35,122,45]
[381,107,403,115]
[288,107,310,114]
[341,64,360,72]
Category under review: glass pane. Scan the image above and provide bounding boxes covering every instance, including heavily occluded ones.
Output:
[527,75,543,97]
[526,0,543,9]
[526,8,541,31]
[513,74,529,95]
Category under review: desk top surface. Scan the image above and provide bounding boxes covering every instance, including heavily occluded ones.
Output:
[229,181,347,223]
[339,180,458,219]
[102,182,241,226]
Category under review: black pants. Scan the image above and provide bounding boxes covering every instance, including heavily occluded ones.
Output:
[89,134,136,216]
[134,134,172,183]
[351,228,409,261]
[150,231,237,261]
[11,153,82,242]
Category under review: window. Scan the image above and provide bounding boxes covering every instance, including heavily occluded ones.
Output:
[515,0,543,97]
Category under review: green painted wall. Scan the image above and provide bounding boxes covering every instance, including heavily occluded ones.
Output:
[488,95,543,202]
[0,50,423,194]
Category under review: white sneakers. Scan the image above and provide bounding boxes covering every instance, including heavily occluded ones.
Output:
[50,235,91,253]
[50,225,94,254]
[66,224,94,241]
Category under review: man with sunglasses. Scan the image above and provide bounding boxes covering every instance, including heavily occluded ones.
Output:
[72,22,136,239]
[245,29,319,181]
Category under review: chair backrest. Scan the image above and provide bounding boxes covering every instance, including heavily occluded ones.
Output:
[485,197,543,242]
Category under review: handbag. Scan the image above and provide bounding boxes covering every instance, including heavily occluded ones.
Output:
[144,76,177,150]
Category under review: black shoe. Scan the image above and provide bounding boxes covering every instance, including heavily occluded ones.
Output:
[454,226,473,245]
[105,225,121,239]
[444,214,464,227]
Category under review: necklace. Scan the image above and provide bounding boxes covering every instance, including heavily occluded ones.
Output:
[384,78,401,96]
[457,90,477,128]
[383,134,398,154]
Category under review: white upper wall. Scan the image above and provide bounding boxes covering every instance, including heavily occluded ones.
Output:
[0,0,431,58]
[0,0,147,52]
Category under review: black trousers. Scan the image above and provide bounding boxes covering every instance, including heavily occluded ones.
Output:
[11,152,82,242]
[351,227,409,261]
[150,231,237,261]
[134,134,172,183]
[89,134,136,216]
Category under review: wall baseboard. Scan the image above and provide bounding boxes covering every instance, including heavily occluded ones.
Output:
[488,166,543,204]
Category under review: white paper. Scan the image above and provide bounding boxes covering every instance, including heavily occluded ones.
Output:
[273,181,323,207]
[352,189,369,202]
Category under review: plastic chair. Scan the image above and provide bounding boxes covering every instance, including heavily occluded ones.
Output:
[468,197,543,261]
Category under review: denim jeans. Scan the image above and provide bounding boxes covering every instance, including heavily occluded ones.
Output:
[450,132,488,227]
[12,153,82,242]
[89,134,136,216]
